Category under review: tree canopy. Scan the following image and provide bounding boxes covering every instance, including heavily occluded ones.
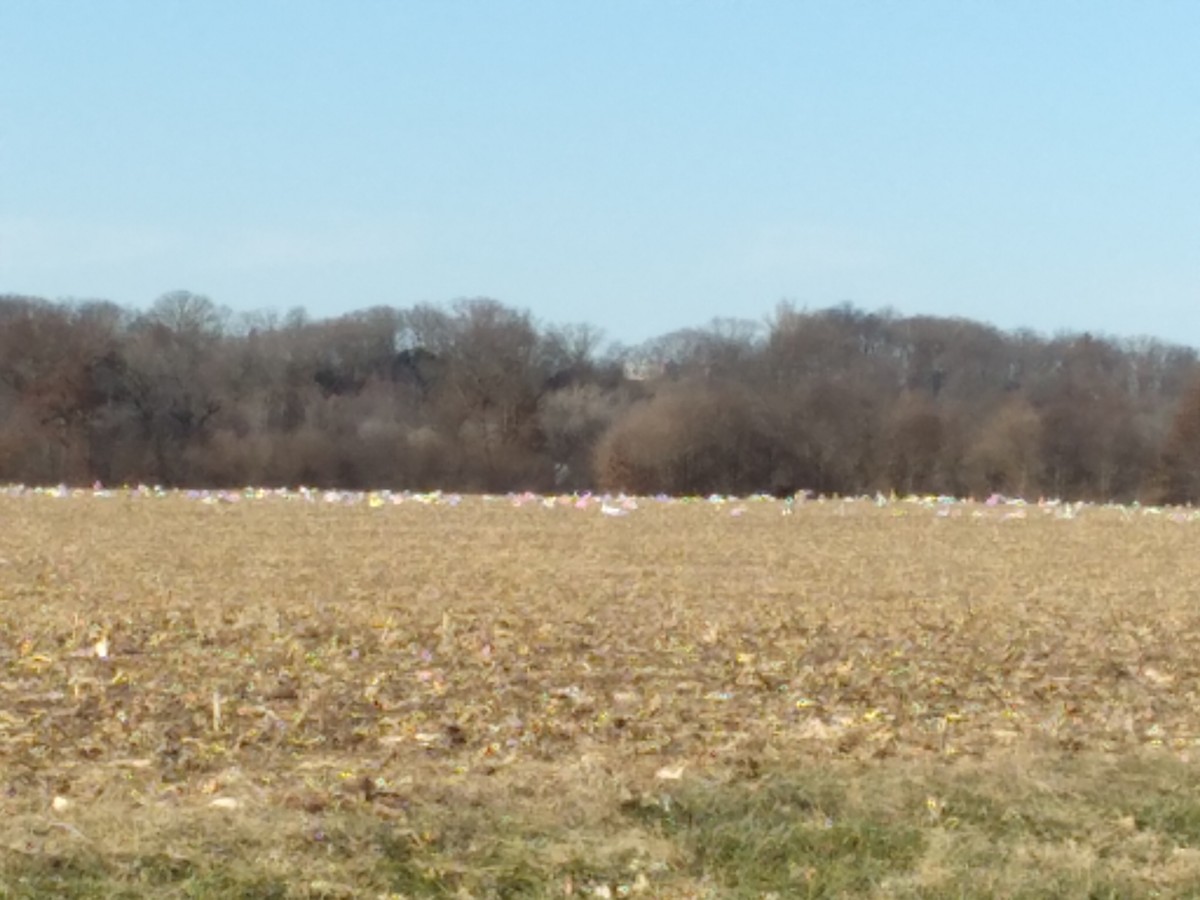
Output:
[2,293,1198,501]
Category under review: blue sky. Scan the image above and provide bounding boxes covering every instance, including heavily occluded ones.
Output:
[2,1,1197,345]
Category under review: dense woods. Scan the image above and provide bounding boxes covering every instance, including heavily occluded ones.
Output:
[3,291,1200,502]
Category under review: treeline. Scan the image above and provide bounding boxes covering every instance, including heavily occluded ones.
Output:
[4,291,1200,502]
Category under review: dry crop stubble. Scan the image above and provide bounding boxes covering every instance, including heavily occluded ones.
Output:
[4,494,1200,896]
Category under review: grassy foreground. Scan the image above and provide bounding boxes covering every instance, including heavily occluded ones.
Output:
[4,493,1200,897]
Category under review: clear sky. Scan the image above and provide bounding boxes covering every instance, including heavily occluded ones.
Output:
[2,1,1197,346]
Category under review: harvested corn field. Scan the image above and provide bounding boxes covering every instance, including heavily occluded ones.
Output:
[5,489,1200,897]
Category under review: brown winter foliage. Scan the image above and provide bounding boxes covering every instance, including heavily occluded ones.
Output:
[3,291,1200,501]
[7,493,1200,896]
